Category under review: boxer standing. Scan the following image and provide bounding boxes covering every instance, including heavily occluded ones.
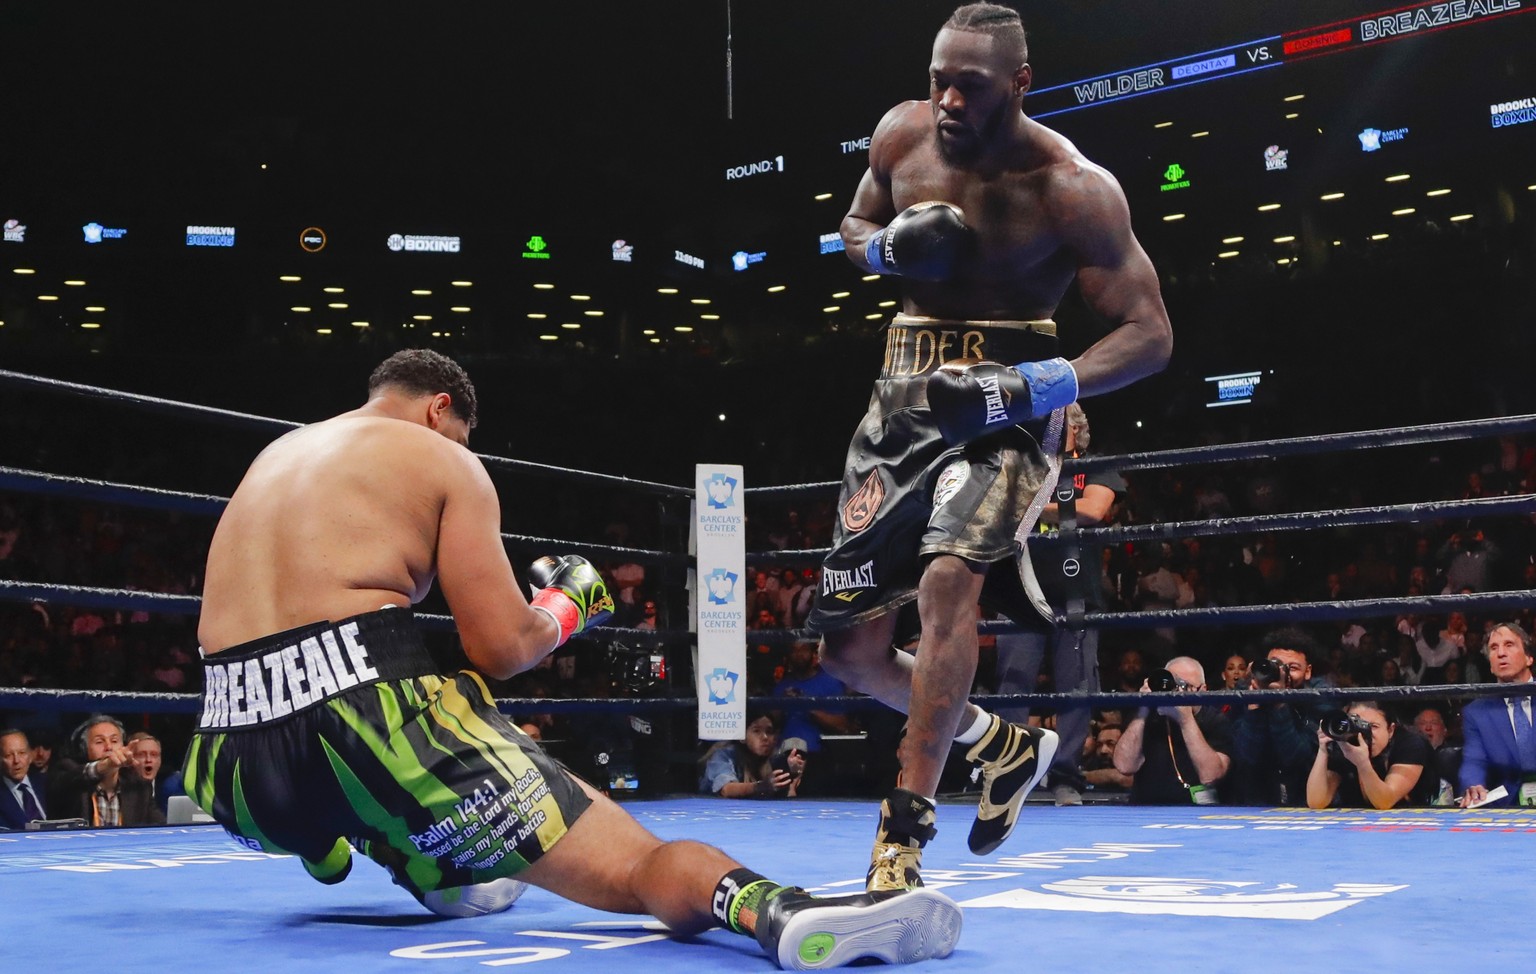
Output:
[810,2,1172,890]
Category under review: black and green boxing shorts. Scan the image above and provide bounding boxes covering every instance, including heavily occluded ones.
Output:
[182,606,591,899]
[807,314,1065,634]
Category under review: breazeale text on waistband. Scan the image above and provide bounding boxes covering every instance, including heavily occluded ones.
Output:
[199,621,382,729]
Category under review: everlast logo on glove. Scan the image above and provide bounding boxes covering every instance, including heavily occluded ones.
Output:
[979,374,1011,426]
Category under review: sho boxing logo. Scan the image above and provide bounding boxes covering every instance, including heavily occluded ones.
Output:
[705,569,738,605]
[705,667,740,705]
[822,560,876,597]
[842,471,886,533]
[704,473,738,509]
[387,233,461,253]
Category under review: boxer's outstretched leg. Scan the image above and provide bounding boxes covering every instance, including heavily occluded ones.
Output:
[519,777,962,969]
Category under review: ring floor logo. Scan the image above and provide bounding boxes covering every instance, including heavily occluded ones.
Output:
[704,667,739,705]
[703,473,737,509]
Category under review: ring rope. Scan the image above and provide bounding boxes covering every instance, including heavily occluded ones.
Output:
[3,682,1531,718]
[743,413,1536,495]
[0,466,687,566]
[0,580,683,646]
[0,369,693,499]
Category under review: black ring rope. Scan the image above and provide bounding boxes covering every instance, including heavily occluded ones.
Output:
[4,682,1532,718]
[743,413,1536,495]
[0,369,692,499]
[0,466,686,566]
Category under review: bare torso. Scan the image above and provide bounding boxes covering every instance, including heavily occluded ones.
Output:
[872,101,1101,320]
[198,413,453,654]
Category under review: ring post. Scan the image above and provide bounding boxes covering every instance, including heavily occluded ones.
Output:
[695,464,748,741]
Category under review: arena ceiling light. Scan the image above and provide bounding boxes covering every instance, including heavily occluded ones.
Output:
[570,294,591,301]
[700,313,720,320]
[451,281,473,287]
[289,305,311,312]
[1450,214,1474,222]
[1218,251,1240,258]
[1385,173,1411,182]
[865,313,882,320]
[1285,113,1299,120]
[413,314,432,320]
[690,298,711,305]
[80,322,101,330]
[767,285,787,292]
[649,337,660,344]
[1320,192,1345,201]
[1257,203,1282,212]
[878,300,897,307]
[316,328,333,335]
[63,279,86,286]
[1154,121,1173,128]
[451,306,471,313]
[1370,233,1390,240]
[832,291,851,298]
[351,321,370,328]
[657,287,679,294]
[328,302,349,309]
[11,268,35,274]
[36,294,58,301]
[1191,130,1210,138]
[1162,213,1185,222]
[1222,236,1244,244]
[861,274,880,282]
[1277,258,1293,265]
[411,289,431,295]
[527,313,547,319]
[1392,207,1416,216]
[814,193,833,201]
[323,286,345,293]
[674,325,694,333]
[1284,94,1306,102]
[278,275,300,281]
[1273,235,1296,243]
[539,334,558,341]
[642,329,656,335]
[583,310,603,316]
[822,305,841,313]
[1426,189,1452,197]
[561,322,581,329]
[85,305,106,312]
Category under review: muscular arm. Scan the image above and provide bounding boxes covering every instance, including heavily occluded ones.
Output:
[1052,164,1173,397]
[840,106,908,271]
[1174,711,1230,785]
[434,447,559,680]
[1113,713,1149,774]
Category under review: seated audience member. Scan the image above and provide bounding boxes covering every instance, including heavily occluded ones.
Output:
[772,641,854,754]
[1112,657,1233,805]
[1412,705,1461,805]
[1082,726,1133,794]
[1,728,49,829]
[1459,622,1536,807]
[1307,702,1434,809]
[1220,653,1249,691]
[47,714,165,827]
[127,731,183,814]
[1226,629,1326,806]
[700,712,805,799]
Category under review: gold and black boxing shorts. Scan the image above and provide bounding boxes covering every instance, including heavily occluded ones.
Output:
[808,315,1065,633]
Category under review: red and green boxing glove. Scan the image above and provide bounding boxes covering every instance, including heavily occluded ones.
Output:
[528,555,616,648]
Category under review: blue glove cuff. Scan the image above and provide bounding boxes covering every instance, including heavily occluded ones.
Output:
[865,230,893,275]
[1013,357,1079,414]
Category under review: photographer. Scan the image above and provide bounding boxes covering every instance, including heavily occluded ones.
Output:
[699,711,805,799]
[1306,702,1434,809]
[1225,628,1326,806]
[1112,657,1232,805]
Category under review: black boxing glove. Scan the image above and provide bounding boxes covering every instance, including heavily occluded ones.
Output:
[925,358,1079,446]
[528,555,615,649]
[864,201,975,281]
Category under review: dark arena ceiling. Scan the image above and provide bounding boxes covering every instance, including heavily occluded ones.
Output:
[2,0,1534,483]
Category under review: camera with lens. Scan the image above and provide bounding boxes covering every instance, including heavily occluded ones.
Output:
[1148,668,1188,692]
[1249,657,1286,687]
[1321,709,1373,748]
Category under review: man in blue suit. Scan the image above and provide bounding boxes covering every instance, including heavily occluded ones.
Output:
[1,728,49,829]
[1459,623,1536,807]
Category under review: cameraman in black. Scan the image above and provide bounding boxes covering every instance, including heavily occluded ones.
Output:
[1225,628,1327,806]
[1113,657,1233,805]
[1306,702,1435,809]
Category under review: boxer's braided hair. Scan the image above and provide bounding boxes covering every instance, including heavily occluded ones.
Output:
[944,3,1028,63]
